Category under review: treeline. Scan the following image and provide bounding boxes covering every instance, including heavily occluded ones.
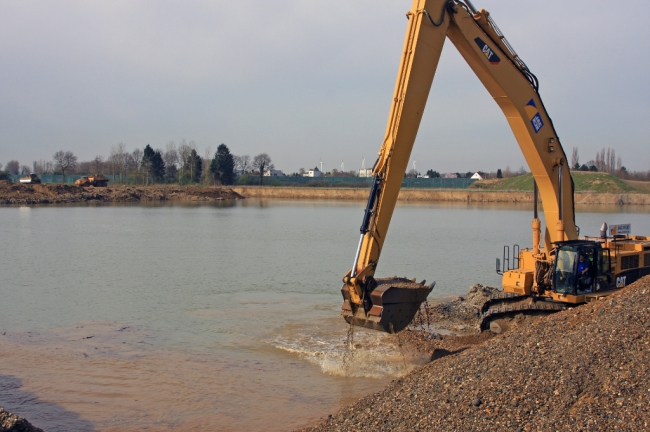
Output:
[570,146,649,181]
[1,140,277,186]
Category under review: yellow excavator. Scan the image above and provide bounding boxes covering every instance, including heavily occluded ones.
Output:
[341,0,650,333]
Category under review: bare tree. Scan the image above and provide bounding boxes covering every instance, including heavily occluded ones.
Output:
[178,139,192,184]
[93,155,104,173]
[20,165,31,175]
[571,147,579,169]
[33,160,47,175]
[163,141,179,182]
[116,142,129,181]
[234,155,251,174]
[252,153,273,185]
[6,160,19,175]
[53,150,78,183]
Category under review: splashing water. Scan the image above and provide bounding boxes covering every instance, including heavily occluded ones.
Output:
[265,321,429,379]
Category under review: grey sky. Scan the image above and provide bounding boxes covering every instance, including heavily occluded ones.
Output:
[1,0,649,174]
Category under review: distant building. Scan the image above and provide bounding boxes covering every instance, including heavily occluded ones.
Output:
[444,173,459,179]
[264,169,284,177]
[470,172,484,180]
[303,168,324,177]
[358,168,373,177]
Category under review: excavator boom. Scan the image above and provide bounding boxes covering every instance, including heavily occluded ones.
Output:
[342,0,577,332]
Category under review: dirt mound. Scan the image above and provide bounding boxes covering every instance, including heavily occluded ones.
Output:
[0,181,244,204]
[304,276,650,431]
[419,284,500,333]
[0,407,43,432]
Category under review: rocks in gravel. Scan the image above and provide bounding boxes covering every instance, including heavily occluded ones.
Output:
[303,276,650,431]
[0,408,43,432]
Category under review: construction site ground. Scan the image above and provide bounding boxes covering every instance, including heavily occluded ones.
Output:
[0,181,243,205]
[302,276,650,431]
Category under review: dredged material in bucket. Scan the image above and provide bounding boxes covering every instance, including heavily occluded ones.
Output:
[341,277,434,333]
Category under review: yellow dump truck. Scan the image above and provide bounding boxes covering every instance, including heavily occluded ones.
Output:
[75,174,109,187]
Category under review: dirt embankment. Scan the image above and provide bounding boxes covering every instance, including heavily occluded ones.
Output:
[0,181,244,205]
[303,276,650,431]
[232,186,650,205]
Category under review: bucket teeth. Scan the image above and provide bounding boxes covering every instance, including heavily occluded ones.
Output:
[341,277,434,333]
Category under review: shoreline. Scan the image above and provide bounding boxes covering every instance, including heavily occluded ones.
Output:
[232,186,650,205]
[1,180,649,206]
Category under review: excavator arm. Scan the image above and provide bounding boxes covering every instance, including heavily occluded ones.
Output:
[341,0,576,333]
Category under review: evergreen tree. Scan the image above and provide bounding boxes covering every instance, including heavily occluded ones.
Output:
[141,144,155,184]
[497,168,503,178]
[210,144,235,185]
[151,150,166,182]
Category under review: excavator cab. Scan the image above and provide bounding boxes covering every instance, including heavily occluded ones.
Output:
[552,242,613,295]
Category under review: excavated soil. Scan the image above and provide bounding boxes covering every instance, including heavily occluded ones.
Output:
[0,181,244,204]
[0,408,43,432]
[302,276,650,431]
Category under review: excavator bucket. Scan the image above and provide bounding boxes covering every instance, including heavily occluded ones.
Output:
[341,277,434,333]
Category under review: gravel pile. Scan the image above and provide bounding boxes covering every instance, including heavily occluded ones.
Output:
[0,181,244,204]
[304,276,650,431]
[420,284,500,333]
[0,408,43,432]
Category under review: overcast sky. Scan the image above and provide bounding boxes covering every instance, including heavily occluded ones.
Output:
[1,0,649,174]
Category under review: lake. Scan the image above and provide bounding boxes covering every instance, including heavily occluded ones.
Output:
[1,200,648,431]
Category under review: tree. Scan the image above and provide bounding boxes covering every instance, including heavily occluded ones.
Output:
[183,149,202,183]
[426,169,440,178]
[571,147,579,170]
[178,140,192,184]
[53,151,78,183]
[6,160,19,175]
[234,154,251,175]
[496,168,503,178]
[117,142,130,181]
[210,144,235,185]
[252,153,273,185]
[20,165,31,175]
[163,141,179,183]
[141,145,155,184]
[151,150,166,182]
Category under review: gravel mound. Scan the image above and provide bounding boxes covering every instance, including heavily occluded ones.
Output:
[420,284,500,333]
[0,181,244,204]
[304,276,650,431]
[0,408,43,432]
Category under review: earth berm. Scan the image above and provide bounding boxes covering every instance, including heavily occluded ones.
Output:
[0,180,243,204]
[302,276,650,431]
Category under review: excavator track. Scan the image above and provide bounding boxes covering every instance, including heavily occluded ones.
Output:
[478,294,568,331]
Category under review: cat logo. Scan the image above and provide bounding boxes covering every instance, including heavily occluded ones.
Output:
[524,99,544,133]
[474,37,500,65]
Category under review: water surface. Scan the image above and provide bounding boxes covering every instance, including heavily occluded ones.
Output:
[0,200,647,430]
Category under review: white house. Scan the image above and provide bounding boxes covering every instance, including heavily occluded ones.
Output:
[358,168,373,177]
[264,169,285,177]
[303,168,324,177]
[470,172,485,180]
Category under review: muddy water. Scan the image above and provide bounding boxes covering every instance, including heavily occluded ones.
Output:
[0,200,648,431]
